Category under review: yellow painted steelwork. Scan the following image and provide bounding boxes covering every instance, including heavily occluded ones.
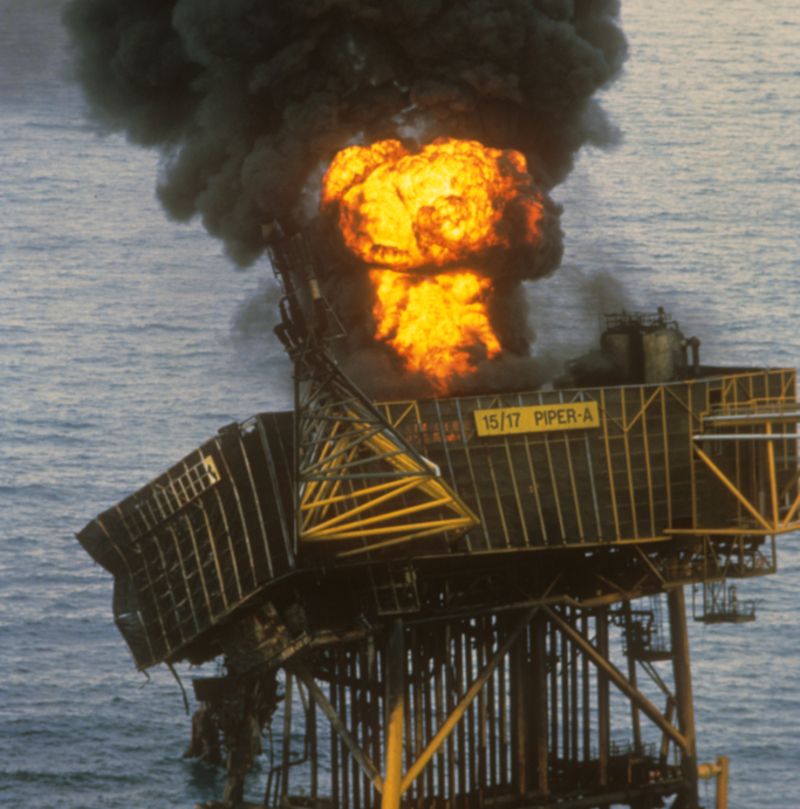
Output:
[381,620,405,809]
[376,369,800,552]
[294,366,800,559]
[296,360,479,555]
[398,605,540,795]
[698,756,729,809]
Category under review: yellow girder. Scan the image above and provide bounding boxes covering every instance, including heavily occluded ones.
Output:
[296,368,479,554]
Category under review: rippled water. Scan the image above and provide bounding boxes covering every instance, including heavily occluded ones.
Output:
[1,1,798,807]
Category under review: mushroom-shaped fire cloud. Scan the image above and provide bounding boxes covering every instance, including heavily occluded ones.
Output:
[321,138,545,275]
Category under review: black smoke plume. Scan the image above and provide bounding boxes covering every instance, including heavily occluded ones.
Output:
[63,0,626,264]
[63,0,627,395]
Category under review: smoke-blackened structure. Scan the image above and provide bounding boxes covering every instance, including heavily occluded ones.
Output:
[63,0,627,397]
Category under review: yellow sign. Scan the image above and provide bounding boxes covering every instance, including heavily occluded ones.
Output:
[474,401,600,436]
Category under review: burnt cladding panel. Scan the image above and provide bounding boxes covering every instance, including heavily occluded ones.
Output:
[763,369,800,501]
[505,440,552,546]
[186,440,252,615]
[215,426,270,588]
[656,383,696,529]
[414,393,607,548]
[597,388,638,538]
[693,371,799,531]
[77,415,296,670]
[402,379,713,550]
[77,443,228,667]
[598,385,686,540]
[419,398,515,549]
[246,413,295,574]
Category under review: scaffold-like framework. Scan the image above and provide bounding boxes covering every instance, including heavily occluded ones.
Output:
[295,353,480,556]
[77,229,800,809]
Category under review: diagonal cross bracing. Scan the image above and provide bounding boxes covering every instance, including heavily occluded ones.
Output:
[544,605,689,753]
[296,354,479,553]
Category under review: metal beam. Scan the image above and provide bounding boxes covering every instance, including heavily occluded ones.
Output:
[543,606,689,753]
[669,587,699,808]
[291,662,384,794]
[399,606,540,794]
[692,444,773,531]
[382,619,404,809]
[693,433,799,440]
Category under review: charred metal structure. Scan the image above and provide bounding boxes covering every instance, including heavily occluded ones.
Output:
[79,232,800,809]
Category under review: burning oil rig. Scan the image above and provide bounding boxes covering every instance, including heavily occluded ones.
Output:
[79,215,800,809]
[66,2,795,807]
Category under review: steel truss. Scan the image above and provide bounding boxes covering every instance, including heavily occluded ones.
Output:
[266,225,479,558]
[295,352,479,556]
[247,589,702,809]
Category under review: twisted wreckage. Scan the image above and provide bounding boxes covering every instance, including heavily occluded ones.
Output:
[79,229,800,809]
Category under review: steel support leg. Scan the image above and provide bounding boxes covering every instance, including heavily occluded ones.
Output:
[596,608,610,787]
[623,601,642,753]
[532,614,549,793]
[668,586,699,809]
[382,619,405,809]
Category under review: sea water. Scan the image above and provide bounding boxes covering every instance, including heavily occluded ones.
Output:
[1,1,799,806]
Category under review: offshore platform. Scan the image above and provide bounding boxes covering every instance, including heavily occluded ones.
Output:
[78,230,800,809]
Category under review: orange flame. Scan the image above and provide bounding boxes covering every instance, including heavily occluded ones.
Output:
[321,137,544,394]
[371,270,501,393]
[322,138,544,272]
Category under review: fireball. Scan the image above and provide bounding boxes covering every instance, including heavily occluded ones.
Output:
[321,138,545,394]
[371,270,501,393]
[322,138,544,272]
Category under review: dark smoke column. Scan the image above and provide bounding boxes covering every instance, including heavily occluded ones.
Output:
[63,0,627,267]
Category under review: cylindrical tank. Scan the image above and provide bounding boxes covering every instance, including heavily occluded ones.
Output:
[643,327,688,383]
[600,331,640,383]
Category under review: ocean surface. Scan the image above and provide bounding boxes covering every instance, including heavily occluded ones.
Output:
[2,1,799,807]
